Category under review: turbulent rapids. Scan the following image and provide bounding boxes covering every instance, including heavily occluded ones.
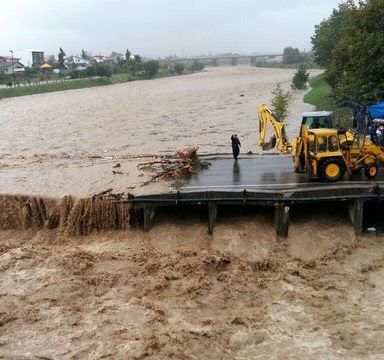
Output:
[0,194,129,235]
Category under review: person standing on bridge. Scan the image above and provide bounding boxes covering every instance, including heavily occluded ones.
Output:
[231,134,241,160]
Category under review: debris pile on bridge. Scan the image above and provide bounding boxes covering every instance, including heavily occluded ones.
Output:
[138,147,210,184]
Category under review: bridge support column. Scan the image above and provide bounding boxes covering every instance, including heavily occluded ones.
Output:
[212,58,218,67]
[129,206,140,228]
[349,199,364,235]
[231,57,238,66]
[208,202,218,235]
[275,203,290,238]
[250,56,256,66]
[143,206,156,232]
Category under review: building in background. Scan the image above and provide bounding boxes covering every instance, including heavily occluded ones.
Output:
[15,49,45,68]
[0,54,25,74]
[0,60,25,74]
[0,55,19,62]
[66,55,90,70]
[92,55,109,63]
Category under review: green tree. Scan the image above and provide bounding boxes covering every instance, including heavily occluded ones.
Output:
[143,60,159,78]
[81,50,90,60]
[130,54,142,72]
[327,0,384,104]
[291,63,310,90]
[58,47,66,69]
[174,63,185,75]
[0,70,10,85]
[311,1,354,68]
[270,84,293,121]
[282,47,303,64]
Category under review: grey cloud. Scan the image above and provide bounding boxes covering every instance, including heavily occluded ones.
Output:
[1,0,342,57]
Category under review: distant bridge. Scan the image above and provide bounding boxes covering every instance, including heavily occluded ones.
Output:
[160,54,283,67]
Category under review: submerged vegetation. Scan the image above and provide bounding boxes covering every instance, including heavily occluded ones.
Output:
[138,147,210,185]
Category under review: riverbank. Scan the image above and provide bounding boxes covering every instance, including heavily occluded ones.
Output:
[304,74,354,128]
[304,74,333,110]
[0,69,175,99]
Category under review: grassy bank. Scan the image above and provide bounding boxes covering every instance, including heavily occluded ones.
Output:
[0,68,173,99]
[304,74,353,128]
[303,74,334,110]
[0,78,113,99]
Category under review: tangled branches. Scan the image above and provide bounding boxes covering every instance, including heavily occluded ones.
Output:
[138,147,210,185]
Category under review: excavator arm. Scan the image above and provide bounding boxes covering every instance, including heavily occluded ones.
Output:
[258,104,291,153]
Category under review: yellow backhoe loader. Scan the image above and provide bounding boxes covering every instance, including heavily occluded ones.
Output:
[258,104,384,182]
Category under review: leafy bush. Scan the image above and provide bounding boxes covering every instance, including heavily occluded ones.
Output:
[188,60,205,71]
[291,63,310,90]
[270,84,293,121]
[95,63,113,78]
[0,71,11,85]
[69,69,83,79]
[174,63,185,75]
[143,60,160,78]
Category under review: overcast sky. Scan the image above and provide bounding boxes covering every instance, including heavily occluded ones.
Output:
[1,0,342,58]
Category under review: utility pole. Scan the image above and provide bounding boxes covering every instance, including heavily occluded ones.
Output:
[9,50,15,86]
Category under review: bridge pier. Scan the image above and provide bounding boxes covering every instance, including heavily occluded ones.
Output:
[349,199,364,235]
[231,57,238,66]
[275,203,290,238]
[212,58,218,67]
[143,206,156,232]
[250,56,256,66]
[208,202,218,235]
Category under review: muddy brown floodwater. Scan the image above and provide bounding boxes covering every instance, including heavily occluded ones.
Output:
[1,67,384,359]
[0,66,320,197]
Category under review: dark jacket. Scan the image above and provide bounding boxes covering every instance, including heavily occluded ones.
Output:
[231,135,241,148]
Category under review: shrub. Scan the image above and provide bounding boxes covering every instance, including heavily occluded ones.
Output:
[270,84,293,121]
[69,70,83,79]
[143,60,160,78]
[188,60,205,72]
[174,63,185,75]
[86,63,112,78]
[291,63,310,90]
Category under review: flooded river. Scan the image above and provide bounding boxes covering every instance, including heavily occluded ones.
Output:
[2,67,383,359]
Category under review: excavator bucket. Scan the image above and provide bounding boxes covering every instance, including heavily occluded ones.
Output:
[261,135,277,150]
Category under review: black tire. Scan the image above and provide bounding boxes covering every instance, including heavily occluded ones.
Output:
[365,163,379,179]
[318,158,346,182]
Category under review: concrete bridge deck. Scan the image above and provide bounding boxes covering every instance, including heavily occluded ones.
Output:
[127,155,384,236]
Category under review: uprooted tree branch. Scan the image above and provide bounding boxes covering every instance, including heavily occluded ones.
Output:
[138,147,210,185]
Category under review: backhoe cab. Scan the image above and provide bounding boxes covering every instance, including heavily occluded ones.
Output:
[301,111,333,129]
[258,104,383,182]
